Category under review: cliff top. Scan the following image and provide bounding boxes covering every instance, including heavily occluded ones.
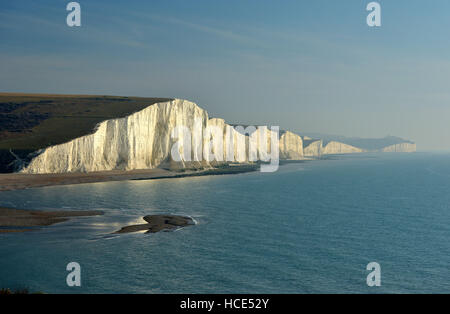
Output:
[0,93,172,151]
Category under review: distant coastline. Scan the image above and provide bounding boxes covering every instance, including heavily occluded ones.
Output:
[0,94,415,174]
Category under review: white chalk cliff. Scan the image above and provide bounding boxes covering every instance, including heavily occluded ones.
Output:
[22,99,296,174]
[279,131,303,160]
[322,141,365,155]
[303,138,415,157]
[22,99,209,173]
[380,143,416,153]
[20,99,416,174]
[303,139,323,157]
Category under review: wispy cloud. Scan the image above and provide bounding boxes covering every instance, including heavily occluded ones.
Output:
[132,12,266,48]
[0,9,146,49]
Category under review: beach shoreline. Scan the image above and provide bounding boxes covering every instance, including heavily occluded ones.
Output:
[0,164,259,192]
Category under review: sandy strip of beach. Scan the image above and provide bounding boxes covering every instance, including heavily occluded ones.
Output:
[0,207,104,233]
[0,166,256,233]
[0,165,258,192]
[0,168,182,192]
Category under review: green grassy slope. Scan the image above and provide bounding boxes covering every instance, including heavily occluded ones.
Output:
[0,93,172,172]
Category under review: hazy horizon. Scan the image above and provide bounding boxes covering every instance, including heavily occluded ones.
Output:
[1,1,450,151]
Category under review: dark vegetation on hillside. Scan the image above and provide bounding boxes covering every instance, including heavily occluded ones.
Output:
[0,94,172,172]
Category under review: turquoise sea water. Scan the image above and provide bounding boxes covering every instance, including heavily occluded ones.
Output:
[0,153,449,293]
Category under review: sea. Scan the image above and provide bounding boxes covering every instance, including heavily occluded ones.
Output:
[0,153,449,293]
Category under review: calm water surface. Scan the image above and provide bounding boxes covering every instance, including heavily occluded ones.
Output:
[0,153,449,293]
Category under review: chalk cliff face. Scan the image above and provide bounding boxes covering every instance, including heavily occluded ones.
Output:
[22,99,209,173]
[279,131,303,160]
[322,141,365,155]
[20,98,416,174]
[303,139,323,157]
[204,118,248,163]
[22,99,283,174]
[380,143,416,153]
[303,139,415,157]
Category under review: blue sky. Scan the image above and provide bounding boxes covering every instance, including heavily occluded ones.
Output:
[1,0,450,150]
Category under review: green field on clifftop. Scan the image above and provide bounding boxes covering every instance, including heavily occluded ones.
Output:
[0,93,171,150]
[0,93,171,172]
